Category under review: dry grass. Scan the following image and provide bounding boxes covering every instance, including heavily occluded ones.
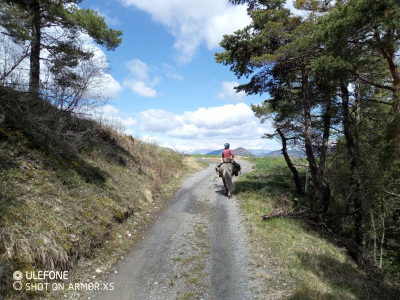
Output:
[0,90,205,299]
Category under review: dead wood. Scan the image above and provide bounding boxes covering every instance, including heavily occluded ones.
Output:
[261,206,311,221]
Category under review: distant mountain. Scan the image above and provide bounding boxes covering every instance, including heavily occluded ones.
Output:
[206,147,255,157]
[265,149,306,158]
[257,152,273,157]
[247,149,283,156]
[206,149,223,156]
[247,149,273,156]
[232,147,254,157]
[191,149,215,155]
[265,150,282,157]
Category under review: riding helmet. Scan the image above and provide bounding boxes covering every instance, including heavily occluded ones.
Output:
[224,143,230,149]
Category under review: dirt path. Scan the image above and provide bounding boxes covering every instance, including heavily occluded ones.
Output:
[90,159,259,300]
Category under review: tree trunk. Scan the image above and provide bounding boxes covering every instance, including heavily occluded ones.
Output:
[301,68,327,218]
[379,45,400,157]
[319,96,332,216]
[29,0,41,97]
[276,128,304,195]
[340,80,363,248]
[353,81,363,247]
[319,98,331,176]
[302,68,318,187]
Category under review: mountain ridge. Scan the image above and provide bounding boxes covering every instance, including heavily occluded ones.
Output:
[201,147,305,158]
[206,147,254,157]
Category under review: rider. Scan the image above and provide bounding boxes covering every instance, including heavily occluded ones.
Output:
[221,143,234,163]
[216,143,241,176]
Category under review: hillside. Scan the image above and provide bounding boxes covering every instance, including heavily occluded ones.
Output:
[0,88,203,299]
[232,147,254,157]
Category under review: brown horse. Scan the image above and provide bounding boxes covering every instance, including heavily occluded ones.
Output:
[219,163,235,198]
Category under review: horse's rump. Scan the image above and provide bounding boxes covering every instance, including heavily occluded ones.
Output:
[220,163,235,197]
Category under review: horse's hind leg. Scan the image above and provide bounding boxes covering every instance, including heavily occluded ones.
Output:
[222,178,228,195]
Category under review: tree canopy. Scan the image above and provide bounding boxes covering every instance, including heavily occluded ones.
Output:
[216,0,400,278]
[0,0,122,97]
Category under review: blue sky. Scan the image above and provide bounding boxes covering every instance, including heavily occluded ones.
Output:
[77,0,297,152]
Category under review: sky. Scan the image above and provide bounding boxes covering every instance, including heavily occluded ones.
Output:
[73,0,297,152]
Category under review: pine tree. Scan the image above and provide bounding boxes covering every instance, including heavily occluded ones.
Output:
[0,0,122,97]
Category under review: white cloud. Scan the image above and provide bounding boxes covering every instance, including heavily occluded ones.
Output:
[122,117,137,127]
[163,63,184,80]
[123,79,158,97]
[138,103,274,141]
[125,59,151,81]
[105,102,282,152]
[87,72,123,99]
[102,74,123,98]
[158,135,281,153]
[139,109,182,131]
[91,104,138,129]
[102,104,120,115]
[120,0,251,63]
[217,81,246,102]
[183,103,253,129]
[123,59,161,97]
[76,43,123,99]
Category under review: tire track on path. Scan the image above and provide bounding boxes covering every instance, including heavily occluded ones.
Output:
[90,159,257,300]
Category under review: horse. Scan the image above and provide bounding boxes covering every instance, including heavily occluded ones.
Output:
[219,163,235,198]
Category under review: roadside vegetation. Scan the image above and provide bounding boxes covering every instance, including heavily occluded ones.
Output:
[236,157,399,299]
[0,87,204,299]
[217,0,400,288]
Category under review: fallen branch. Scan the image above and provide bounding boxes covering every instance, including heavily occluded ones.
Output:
[262,206,311,221]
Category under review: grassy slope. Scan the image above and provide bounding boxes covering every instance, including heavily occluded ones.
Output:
[0,89,205,299]
[236,157,398,300]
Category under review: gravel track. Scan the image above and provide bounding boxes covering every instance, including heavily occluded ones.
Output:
[92,159,258,300]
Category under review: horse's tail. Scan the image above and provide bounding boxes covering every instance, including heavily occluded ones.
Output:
[222,166,234,195]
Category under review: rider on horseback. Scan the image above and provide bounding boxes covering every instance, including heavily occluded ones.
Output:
[221,143,234,163]
[216,143,241,176]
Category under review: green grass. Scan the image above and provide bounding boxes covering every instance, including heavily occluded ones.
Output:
[236,157,398,300]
